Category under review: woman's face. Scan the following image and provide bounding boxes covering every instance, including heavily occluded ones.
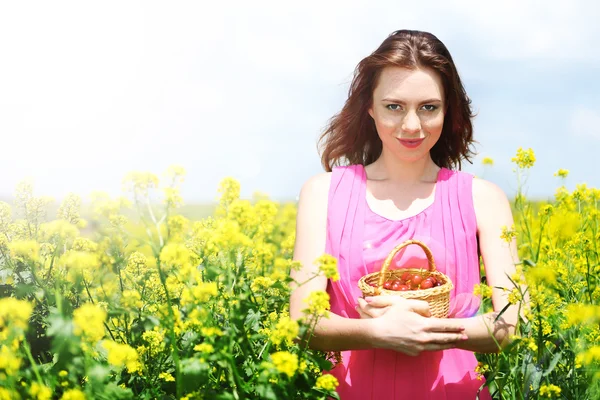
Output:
[368,66,446,163]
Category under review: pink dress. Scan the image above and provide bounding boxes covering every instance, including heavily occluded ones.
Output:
[325,165,491,400]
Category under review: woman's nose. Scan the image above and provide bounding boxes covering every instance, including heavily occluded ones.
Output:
[401,111,421,134]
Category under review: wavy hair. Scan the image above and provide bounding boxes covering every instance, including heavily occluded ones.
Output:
[318,29,476,171]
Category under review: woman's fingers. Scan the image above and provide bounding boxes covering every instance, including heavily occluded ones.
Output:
[357,297,387,318]
[363,295,398,307]
[404,299,431,317]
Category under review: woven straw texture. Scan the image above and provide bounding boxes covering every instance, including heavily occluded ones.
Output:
[357,239,454,318]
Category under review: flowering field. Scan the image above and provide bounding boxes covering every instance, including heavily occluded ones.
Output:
[0,149,599,399]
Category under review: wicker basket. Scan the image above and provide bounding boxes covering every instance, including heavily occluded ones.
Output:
[357,239,453,318]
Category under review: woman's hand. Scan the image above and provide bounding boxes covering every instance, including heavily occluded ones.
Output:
[358,296,468,356]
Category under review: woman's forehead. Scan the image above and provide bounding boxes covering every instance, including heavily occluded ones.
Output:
[374,66,444,100]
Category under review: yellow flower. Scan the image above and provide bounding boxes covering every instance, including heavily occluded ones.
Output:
[482,157,494,166]
[39,220,80,242]
[201,327,224,337]
[0,345,21,375]
[538,204,554,217]
[507,288,522,305]
[30,382,52,400]
[315,374,339,391]
[473,283,493,299]
[217,177,241,208]
[554,169,569,179]
[163,187,184,208]
[0,388,19,400]
[315,254,340,281]
[122,171,160,196]
[0,202,11,230]
[0,298,33,331]
[577,346,600,366]
[303,291,331,318]
[57,193,82,225]
[193,343,214,353]
[474,362,490,380]
[165,165,186,181]
[500,225,517,243]
[159,372,175,382]
[71,237,98,253]
[159,243,200,272]
[539,383,561,398]
[141,329,165,356]
[101,340,141,373]
[511,147,536,169]
[270,351,298,378]
[167,215,190,237]
[181,282,218,305]
[565,304,600,326]
[73,303,107,343]
[121,289,143,309]
[58,251,101,282]
[250,276,275,293]
[60,389,86,400]
[270,316,300,347]
[8,240,40,263]
[526,266,557,286]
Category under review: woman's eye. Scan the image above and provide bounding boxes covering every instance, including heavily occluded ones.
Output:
[422,104,438,112]
[386,104,401,111]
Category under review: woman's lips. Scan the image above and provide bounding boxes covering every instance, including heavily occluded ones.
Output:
[397,138,425,149]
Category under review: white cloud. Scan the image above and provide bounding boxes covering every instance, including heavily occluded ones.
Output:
[570,107,600,139]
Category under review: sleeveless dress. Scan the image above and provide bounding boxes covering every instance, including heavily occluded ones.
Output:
[324,165,492,400]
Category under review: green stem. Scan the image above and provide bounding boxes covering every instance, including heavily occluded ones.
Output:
[23,339,43,384]
[157,261,182,398]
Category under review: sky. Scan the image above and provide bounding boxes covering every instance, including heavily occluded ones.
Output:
[0,0,599,204]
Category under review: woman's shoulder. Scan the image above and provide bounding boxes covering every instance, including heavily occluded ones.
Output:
[299,172,332,198]
[297,165,362,198]
[471,177,512,226]
[471,177,509,204]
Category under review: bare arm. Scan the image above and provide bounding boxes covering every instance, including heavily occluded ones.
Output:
[289,172,376,351]
[453,178,525,353]
[289,173,467,355]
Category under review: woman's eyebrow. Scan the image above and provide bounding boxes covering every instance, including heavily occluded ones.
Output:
[381,97,442,104]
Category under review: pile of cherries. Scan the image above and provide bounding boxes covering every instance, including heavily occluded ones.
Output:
[373,271,444,291]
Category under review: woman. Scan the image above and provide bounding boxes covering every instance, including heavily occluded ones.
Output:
[290,30,520,399]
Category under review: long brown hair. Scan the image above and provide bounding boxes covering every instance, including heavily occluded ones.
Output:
[318,29,476,171]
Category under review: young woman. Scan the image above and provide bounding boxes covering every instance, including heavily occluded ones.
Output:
[290,30,521,399]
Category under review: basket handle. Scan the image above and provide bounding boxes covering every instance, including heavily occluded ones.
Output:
[374,239,437,294]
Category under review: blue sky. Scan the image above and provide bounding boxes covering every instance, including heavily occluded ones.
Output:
[0,1,598,204]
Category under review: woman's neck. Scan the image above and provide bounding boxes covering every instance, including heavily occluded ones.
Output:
[367,151,439,185]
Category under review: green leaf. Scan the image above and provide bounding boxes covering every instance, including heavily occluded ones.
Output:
[215,393,236,400]
[87,364,111,385]
[522,259,536,267]
[542,351,562,377]
[256,384,278,400]
[46,314,81,369]
[95,383,134,400]
[245,309,262,333]
[180,357,209,392]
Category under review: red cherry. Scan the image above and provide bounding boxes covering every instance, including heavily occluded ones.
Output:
[420,279,434,289]
[411,274,423,285]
